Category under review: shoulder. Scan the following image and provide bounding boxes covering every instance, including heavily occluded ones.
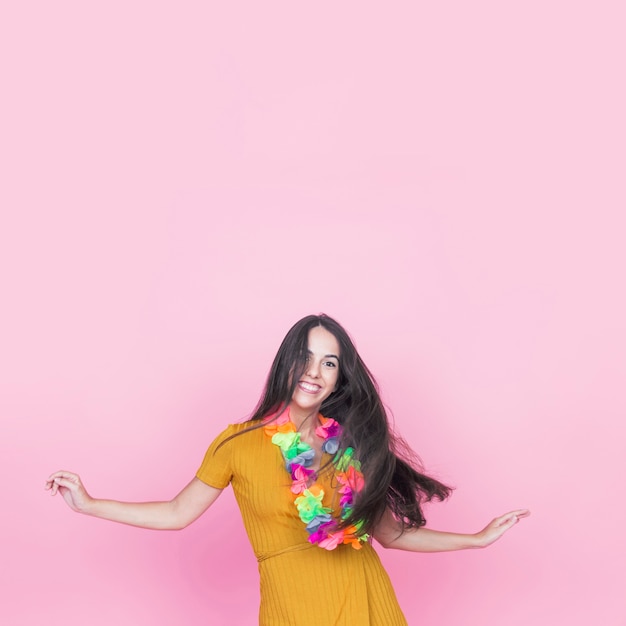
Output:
[208,421,263,448]
[197,422,263,487]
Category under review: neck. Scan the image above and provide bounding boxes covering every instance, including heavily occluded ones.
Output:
[288,404,320,435]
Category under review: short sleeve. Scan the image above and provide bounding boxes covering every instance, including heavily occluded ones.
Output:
[196,424,238,489]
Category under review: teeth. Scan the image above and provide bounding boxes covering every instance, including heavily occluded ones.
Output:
[299,382,319,392]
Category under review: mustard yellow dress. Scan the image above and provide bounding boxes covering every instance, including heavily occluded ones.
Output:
[196,423,408,626]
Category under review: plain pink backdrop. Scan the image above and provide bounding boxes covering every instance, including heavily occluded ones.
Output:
[1,2,625,624]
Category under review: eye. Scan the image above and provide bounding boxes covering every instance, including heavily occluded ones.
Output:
[323,361,337,368]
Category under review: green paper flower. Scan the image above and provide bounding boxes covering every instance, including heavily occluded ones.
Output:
[272,431,299,452]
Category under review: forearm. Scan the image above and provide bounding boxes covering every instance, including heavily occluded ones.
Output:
[376,526,482,552]
[374,508,530,552]
[48,472,223,530]
[81,498,183,530]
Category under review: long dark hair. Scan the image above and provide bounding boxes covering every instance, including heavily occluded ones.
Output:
[242,313,452,536]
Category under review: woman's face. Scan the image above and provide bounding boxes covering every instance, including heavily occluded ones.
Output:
[289,326,340,415]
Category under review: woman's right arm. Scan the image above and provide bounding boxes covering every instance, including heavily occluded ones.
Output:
[45,471,223,530]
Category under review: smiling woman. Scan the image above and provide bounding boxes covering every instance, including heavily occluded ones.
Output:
[289,326,340,423]
[46,314,529,625]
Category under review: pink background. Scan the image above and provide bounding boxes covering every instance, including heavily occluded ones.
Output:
[1,2,625,624]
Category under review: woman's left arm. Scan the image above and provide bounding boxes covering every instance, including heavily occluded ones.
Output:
[373,508,530,552]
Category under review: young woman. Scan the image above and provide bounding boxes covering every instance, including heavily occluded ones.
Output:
[46,314,529,624]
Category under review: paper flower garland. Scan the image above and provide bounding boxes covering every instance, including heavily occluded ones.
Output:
[264,411,369,550]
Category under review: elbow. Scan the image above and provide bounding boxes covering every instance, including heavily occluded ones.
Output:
[168,498,203,531]
[168,500,190,531]
[373,533,399,550]
[170,520,187,531]
[174,516,197,531]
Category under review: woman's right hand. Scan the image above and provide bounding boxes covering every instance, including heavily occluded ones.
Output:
[45,471,93,513]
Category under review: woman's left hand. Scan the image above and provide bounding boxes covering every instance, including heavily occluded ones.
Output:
[474,509,531,548]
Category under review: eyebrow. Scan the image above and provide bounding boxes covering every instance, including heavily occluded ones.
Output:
[307,350,340,360]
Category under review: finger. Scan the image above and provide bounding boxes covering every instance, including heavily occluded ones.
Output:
[52,477,80,491]
[48,470,80,481]
[490,514,515,529]
[496,509,530,523]
[506,509,530,517]
[499,510,531,531]
[502,514,520,528]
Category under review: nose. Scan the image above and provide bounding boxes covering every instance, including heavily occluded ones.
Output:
[305,358,320,378]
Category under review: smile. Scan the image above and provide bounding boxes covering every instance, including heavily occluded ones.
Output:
[298,381,321,394]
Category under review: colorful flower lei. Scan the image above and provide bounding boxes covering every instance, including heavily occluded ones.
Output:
[263,410,369,550]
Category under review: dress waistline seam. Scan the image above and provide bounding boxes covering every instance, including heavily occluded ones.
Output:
[257,543,314,563]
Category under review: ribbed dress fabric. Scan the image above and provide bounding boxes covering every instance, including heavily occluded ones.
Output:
[196,422,408,626]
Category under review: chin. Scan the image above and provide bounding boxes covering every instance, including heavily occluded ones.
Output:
[291,395,324,413]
